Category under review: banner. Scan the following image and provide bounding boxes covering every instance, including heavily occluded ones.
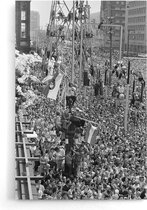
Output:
[47,73,63,100]
[85,124,98,145]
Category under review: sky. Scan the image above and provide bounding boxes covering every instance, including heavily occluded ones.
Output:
[31,0,101,29]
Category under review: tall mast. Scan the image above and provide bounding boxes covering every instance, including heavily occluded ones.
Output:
[71,1,75,83]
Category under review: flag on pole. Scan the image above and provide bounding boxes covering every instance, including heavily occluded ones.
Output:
[42,74,53,83]
[85,124,98,145]
[47,73,63,100]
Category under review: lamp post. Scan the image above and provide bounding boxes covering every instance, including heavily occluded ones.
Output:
[71,0,75,84]
[108,17,113,73]
[127,29,130,57]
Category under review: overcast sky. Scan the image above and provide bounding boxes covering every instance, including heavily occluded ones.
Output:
[31,0,101,29]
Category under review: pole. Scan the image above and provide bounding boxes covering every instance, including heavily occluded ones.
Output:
[109,26,112,72]
[140,81,144,103]
[64,68,67,110]
[75,116,99,126]
[48,1,57,61]
[79,24,83,88]
[105,66,108,99]
[127,29,130,57]
[124,85,130,132]
[109,27,112,87]
[87,2,90,109]
[124,61,131,133]
[83,2,88,107]
[36,36,37,53]
[119,26,123,61]
[71,0,75,83]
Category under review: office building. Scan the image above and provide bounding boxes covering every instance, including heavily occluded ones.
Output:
[30,11,40,42]
[124,1,146,54]
[100,1,126,50]
[15,1,31,53]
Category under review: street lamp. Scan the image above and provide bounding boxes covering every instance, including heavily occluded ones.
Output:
[107,17,113,72]
[98,17,114,85]
[107,17,114,86]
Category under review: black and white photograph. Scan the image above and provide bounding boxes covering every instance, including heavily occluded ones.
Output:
[15,0,147,200]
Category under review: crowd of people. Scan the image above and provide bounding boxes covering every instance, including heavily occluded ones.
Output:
[16,48,147,200]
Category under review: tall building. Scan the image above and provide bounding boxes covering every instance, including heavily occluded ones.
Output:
[30,11,40,42]
[124,1,146,54]
[15,1,31,53]
[100,1,126,50]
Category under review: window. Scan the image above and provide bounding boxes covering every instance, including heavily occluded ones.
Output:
[140,34,144,40]
[129,7,146,15]
[20,41,27,46]
[129,25,145,31]
[115,19,120,23]
[128,16,146,23]
[21,10,26,20]
[21,23,26,38]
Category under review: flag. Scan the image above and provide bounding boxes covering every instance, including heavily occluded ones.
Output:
[90,65,95,77]
[70,116,85,127]
[26,131,38,139]
[47,73,63,100]
[42,82,51,97]
[42,74,53,83]
[85,124,98,145]
[83,71,90,86]
[98,20,103,29]
[60,83,66,102]
[66,96,76,108]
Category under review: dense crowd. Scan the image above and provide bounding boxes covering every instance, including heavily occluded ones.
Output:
[16,49,147,200]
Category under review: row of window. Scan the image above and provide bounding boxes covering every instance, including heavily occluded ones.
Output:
[128,7,146,15]
[115,1,125,5]
[128,16,146,23]
[112,11,125,17]
[128,25,145,31]
[129,34,145,41]
[129,1,146,8]
[112,6,125,10]
[129,44,146,53]
[114,19,125,24]
[21,10,27,38]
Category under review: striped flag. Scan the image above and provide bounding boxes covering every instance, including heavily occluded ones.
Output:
[85,124,98,145]
[47,73,63,100]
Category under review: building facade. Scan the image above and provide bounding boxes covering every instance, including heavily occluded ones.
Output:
[30,11,40,42]
[124,1,146,54]
[100,1,126,50]
[15,1,31,53]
